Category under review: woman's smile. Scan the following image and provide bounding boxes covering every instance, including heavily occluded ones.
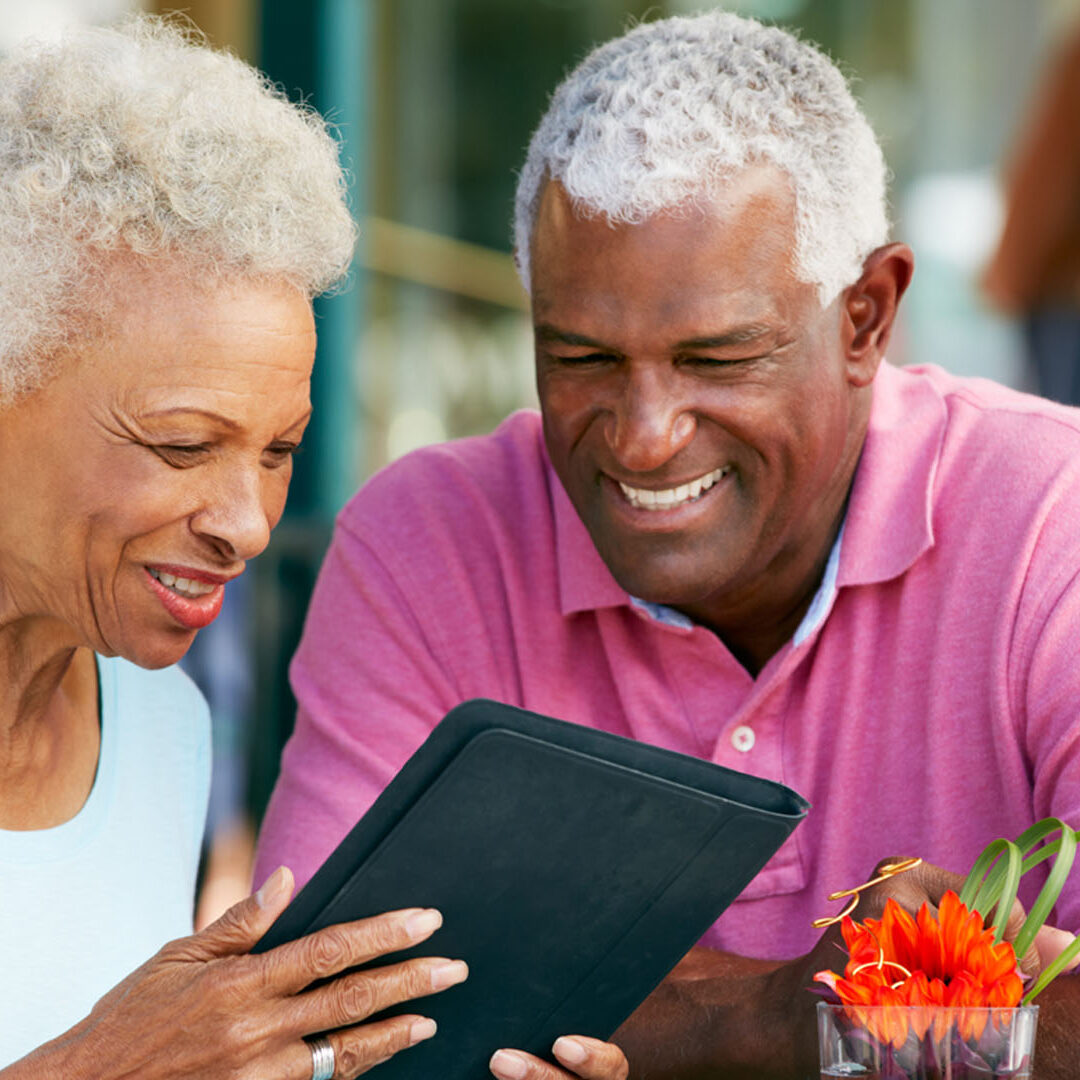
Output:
[144,564,232,629]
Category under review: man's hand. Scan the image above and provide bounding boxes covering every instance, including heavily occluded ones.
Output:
[613,856,1080,1079]
[843,856,1078,978]
[490,1036,628,1080]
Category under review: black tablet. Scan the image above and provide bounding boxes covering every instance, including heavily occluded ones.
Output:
[254,699,809,1077]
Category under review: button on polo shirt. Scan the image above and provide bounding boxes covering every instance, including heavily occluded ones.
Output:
[731,725,755,752]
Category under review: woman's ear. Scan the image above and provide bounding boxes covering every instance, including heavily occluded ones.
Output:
[843,243,915,387]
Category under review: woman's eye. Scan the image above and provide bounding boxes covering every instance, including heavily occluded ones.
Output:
[263,443,300,467]
[153,444,208,466]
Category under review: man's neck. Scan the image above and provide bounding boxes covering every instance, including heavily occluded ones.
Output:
[688,526,842,676]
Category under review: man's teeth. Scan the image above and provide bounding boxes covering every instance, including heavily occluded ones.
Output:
[618,467,727,511]
[149,568,216,598]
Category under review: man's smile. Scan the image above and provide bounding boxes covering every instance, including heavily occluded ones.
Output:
[615,466,729,511]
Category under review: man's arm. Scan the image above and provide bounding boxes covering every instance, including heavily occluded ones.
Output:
[614,947,804,1079]
[254,516,462,888]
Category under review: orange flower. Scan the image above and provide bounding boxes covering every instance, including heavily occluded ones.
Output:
[813,891,1023,1047]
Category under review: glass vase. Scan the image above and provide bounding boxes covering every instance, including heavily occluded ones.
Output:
[817,1001,1039,1079]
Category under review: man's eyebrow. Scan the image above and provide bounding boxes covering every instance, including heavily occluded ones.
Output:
[534,324,611,349]
[675,325,774,349]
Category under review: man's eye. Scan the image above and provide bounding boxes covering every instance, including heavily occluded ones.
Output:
[683,355,758,368]
[554,352,617,366]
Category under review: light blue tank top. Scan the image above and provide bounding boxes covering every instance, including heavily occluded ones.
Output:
[0,656,210,1065]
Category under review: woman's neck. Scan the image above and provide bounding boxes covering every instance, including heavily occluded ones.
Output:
[0,613,101,829]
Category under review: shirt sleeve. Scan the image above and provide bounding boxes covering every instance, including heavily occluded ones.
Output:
[253,517,462,890]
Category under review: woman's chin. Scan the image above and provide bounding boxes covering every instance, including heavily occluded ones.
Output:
[108,626,200,670]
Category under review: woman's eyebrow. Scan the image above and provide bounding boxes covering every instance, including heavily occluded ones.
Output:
[141,407,242,431]
[142,406,314,433]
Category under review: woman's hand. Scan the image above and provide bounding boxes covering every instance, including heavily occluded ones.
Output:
[6,866,467,1080]
[490,1036,629,1080]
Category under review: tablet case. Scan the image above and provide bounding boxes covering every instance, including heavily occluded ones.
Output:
[254,699,809,1077]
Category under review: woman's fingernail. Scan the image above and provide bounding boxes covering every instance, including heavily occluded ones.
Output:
[553,1037,588,1065]
[490,1050,528,1079]
[405,908,443,941]
[255,866,288,908]
[410,1017,437,1045]
[430,959,469,990]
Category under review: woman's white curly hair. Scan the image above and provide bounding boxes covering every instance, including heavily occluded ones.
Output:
[0,14,356,402]
[514,9,888,305]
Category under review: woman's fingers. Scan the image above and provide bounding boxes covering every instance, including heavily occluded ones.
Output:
[175,865,296,963]
[292,1015,439,1080]
[490,1037,629,1080]
[286,956,468,1035]
[259,906,446,996]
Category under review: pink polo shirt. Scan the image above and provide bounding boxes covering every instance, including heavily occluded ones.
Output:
[256,363,1080,960]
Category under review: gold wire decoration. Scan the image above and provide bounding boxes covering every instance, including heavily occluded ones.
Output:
[811,857,923,930]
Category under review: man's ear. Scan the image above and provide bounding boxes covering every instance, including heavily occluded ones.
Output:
[842,243,915,387]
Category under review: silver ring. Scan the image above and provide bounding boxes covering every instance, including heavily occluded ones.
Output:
[306,1034,335,1080]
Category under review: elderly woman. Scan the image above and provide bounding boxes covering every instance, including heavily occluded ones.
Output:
[0,16,626,1080]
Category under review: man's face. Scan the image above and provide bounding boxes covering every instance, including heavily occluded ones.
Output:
[530,171,870,624]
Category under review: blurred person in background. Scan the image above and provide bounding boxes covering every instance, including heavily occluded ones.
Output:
[0,16,477,1078]
[983,21,1080,405]
[258,9,1080,1078]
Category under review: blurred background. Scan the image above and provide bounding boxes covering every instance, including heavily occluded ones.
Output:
[5,0,1078,919]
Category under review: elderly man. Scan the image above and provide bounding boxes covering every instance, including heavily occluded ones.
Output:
[257,10,1080,1077]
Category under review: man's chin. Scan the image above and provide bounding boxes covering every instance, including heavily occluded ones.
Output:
[605,559,729,613]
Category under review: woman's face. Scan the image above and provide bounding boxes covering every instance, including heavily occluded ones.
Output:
[0,263,316,668]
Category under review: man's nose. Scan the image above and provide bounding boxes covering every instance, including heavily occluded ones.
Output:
[189,467,273,562]
[604,375,697,473]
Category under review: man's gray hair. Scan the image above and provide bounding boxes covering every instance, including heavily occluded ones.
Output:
[514,9,888,305]
[0,15,356,403]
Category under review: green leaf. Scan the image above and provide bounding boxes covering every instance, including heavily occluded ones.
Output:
[1014,822,1077,960]
[961,838,1010,910]
[961,818,1080,999]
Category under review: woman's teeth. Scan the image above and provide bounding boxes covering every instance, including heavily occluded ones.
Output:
[149,568,216,598]
[618,466,727,511]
